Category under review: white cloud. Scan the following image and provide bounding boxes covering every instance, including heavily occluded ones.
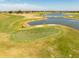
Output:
[0,3,47,11]
[0,0,21,2]
[0,0,6,2]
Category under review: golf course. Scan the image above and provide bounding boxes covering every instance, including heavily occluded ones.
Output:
[0,13,79,58]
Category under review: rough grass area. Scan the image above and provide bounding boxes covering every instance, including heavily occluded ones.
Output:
[0,14,79,58]
[0,14,24,33]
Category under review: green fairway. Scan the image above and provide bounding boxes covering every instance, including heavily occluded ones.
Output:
[0,14,79,58]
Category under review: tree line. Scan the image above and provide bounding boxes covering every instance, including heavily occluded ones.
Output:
[0,10,79,14]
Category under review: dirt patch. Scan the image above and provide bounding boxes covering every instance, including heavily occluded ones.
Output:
[12,13,44,19]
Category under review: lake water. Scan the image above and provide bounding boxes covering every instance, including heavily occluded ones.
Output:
[28,14,79,30]
[45,13,64,17]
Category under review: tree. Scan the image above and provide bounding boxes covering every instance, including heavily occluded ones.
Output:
[8,11,13,13]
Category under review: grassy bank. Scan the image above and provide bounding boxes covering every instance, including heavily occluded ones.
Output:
[64,13,79,20]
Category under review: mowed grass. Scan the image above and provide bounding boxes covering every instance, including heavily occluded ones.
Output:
[0,14,79,57]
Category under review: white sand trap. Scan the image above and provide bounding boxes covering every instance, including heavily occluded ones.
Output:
[69,15,73,17]
[48,24,58,26]
[35,25,44,27]
[33,24,58,28]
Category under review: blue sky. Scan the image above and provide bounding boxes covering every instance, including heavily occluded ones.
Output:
[0,0,79,11]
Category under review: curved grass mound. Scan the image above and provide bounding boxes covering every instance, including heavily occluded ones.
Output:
[10,25,79,58]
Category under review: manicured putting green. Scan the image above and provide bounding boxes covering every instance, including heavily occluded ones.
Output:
[11,26,62,42]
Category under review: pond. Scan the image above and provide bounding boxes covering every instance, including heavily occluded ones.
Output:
[28,14,79,30]
[45,13,64,17]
